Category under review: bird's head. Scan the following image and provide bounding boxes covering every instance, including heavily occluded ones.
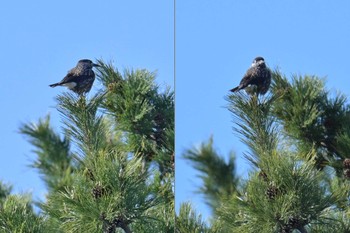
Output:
[78,59,101,69]
[252,56,265,67]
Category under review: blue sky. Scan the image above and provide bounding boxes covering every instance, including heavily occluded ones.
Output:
[0,0,173,201]
[175,0,350,221]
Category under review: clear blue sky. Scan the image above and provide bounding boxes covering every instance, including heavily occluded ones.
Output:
[0,0,173,201]
[175,0,350,221]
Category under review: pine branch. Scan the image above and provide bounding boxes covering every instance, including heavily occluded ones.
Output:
[271,71,350,171]
[56,92,108,159]
[226,87,279,165]
[95,59,124,89]
[0,194,49,232]
[216,152,336,232]
[175,202,210,233]
[19,115,74,191]
[0,181,12,203]
[43,151,162,232]
[97,62,174,176]
[183,137,238,212]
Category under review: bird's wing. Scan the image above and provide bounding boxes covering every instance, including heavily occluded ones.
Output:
[239,67,256,87]
[58,68,94,84]
[265,69,272,85]
[58,70,77,85]
[259,68,272,94]
[72,70,95,83]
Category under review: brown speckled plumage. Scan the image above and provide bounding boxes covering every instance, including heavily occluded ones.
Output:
[230,57,271,95]
[49,59,100,95]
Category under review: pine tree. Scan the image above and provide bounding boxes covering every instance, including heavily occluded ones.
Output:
[179,70,350,232]
[1,60,174,232]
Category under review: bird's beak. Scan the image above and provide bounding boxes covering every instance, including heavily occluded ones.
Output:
[92,63,101,67]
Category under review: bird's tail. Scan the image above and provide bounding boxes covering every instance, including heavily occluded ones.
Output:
[49,83,60,88]
[229,86,240,92]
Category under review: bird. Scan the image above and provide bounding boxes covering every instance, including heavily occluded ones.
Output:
[49,59,100,95]
[230,56,271,95]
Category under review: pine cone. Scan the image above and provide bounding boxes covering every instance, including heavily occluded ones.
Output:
[266,185,279,200]
[343,158,350,169]
[343,169,350,179]
[92,184,106,200]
